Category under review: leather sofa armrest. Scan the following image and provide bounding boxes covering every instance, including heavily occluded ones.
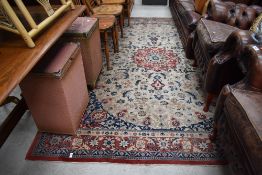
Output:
[182,11,202,31]
[222,30,256,56]
[241,45,262,90]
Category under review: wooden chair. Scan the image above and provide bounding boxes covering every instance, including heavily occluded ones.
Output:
[100,0,134,26]
[82,0,124,38]
[94,14,119,70]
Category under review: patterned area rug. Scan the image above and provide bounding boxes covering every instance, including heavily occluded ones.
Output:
[26,18,224,164]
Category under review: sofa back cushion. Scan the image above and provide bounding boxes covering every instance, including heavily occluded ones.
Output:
[207,0,262,30]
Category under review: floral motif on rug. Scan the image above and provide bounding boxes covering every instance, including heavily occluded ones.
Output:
[26,18,223,164]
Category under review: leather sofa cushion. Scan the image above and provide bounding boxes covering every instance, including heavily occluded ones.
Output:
[225,88,262,174]
[196,19,238,52]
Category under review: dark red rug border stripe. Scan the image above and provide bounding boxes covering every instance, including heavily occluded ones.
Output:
[26,155,227,165]
[26,133,227,165]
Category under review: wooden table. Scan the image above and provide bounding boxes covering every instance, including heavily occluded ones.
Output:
[0,5,86,147]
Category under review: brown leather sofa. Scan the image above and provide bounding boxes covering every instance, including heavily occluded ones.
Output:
[187,1,261,111]
[213,44,262,175]
[169,0,262,48]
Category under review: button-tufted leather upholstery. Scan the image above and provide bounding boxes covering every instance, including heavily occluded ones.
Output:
[206,1,262,30]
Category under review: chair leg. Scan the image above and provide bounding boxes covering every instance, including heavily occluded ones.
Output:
[103,31,112,70]
[203,93,214,112]
[119,13,124,38]
[111,27,117,53]
[114,23,119,52]
[127,8,131,26]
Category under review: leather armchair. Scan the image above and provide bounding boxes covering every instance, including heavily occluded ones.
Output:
[187,1,261,111]
[213,44,262,175]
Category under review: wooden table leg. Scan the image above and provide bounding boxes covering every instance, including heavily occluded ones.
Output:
[0,98,28,148]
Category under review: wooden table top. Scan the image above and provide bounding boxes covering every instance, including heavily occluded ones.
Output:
[0,5,86,104]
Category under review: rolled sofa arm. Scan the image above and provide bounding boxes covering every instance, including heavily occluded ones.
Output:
[204,30,257,94]
[182,11,202,31]
[241,44,262,90]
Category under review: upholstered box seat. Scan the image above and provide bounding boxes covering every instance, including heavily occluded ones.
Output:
[20,42,89,135]
[64,17,103,87]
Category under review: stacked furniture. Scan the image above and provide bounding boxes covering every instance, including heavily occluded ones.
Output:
[1,0,135,143]
[0,5,86,146]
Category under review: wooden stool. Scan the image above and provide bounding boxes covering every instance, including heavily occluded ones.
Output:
[82,0,124,38]
[101,0,134,26]
[93,14,119,70]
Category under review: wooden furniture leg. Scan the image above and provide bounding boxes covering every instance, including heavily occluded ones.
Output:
[119,14,124,38]
[203,93,215,112]
[127,8,130,26]
[112,23,119,53]
[0,98,27,148]
[112,27,117,53]
[103,31,112,70]
[0,96,20,106]
[115,24,119,52]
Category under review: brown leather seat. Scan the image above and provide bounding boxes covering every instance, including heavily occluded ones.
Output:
[214,44,262,175]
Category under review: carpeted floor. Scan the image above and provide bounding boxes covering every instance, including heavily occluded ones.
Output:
[26,18,224,164]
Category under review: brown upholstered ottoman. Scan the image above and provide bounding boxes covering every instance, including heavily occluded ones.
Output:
[64,17,103,88]
[20,42,89,135]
